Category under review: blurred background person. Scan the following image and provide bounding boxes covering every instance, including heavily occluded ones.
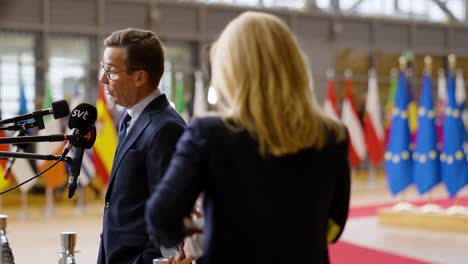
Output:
[145,11,350,264]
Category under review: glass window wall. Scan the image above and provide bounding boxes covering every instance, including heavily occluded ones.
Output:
[0,32,36,120]
[49,35,91,103]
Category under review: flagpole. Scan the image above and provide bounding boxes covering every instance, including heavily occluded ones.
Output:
[44,186,55,217]
[17,189,30,219]
[351,168,357,190]
[75,186,85,216]
[367,164,377,188]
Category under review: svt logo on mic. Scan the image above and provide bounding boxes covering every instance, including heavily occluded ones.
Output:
[72,109,90,120]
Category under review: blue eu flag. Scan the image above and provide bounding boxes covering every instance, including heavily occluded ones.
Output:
[19,80,28,115]
[441,71,466,197]
[413,72,440,194]
[385,71,413,195]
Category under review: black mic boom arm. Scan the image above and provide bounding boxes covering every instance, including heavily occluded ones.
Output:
[0,134,69,145]
[0,151,72,165]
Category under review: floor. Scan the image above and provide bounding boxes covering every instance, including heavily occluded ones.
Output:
[0,171,467,263]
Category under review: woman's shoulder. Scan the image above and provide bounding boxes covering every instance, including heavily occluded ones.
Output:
[186,116,247,143]
[188,116,225,130]
[321,122,349,151]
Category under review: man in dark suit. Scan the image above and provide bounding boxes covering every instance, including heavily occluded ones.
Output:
[97,28,186,264]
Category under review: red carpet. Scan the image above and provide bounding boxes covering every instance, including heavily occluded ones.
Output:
[328,195,468,263]
[329,242,429,264]
[349,196,468,218]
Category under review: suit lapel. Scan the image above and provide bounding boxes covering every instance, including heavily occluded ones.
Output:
[105,95,170,199]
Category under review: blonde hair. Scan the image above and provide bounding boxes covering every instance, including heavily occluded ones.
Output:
[210,11,345,156]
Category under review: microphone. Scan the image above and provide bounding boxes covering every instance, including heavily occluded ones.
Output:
[67,126,97,198]
[61,103,97,158]
[74,126,96,149]
[68,103,97,145]
[67,147,84,199]
[0,100,69,125]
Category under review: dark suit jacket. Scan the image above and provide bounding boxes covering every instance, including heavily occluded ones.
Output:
[98,94,186,264]
[145,116,351,264]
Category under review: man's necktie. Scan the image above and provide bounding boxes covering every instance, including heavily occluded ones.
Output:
[118,113,131,146]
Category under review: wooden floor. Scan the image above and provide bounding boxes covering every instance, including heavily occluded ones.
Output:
[0,171,466,263]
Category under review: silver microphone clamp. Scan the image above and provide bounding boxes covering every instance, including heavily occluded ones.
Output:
[58,231,78,264]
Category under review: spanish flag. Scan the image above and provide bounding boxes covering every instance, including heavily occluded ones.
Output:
[94,83,118,185]
[0,130,12,190]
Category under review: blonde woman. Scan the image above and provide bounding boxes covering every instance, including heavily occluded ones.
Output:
[146,11,350,263]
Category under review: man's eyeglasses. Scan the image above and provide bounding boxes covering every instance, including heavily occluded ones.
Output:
[100,62,141,81]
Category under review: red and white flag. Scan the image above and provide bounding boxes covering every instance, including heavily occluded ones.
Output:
[341,70,366,168]
[363,69,384,166]
[323,69,340,120]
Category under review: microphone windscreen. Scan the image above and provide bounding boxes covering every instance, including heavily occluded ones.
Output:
[74,126,96,149]
[51,100,70,119]
[68,103,97,135]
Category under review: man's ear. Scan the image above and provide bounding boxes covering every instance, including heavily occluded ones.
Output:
[136,70,148,86]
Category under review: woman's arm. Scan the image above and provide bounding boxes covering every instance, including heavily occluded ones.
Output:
[145,119,208,248]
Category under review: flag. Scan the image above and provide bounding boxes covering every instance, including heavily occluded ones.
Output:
[19,80,28,117]
[413,71,440,194]
[406,73,418,143]
[435,69,447,148]
[341,72,366,167]
[456,70,468,184]
[12,157,37,192]
[384,70,398,145]
[323,70,340,120]
[364,69,384,166]
[0,130,12,190]
[94,83,118,185]
[160,61,173,100]
[385,71,413,195]
[193,71,207,117]
[455,70,468,144]
[79,150,96,187]
[11,80,37,192]
[70,81,96,187]
[36,81,68,190]
[441,71,466,197]
[174,72,189,121]
[455,69,466,111]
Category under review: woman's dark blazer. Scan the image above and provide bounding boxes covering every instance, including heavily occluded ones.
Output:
[145,116,350,264]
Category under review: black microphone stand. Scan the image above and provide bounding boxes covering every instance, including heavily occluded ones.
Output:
[0,130,74,166]
[0,148,74,196]
[0,134,70,144]
[0,121,40,131]
[0,151,72,166]
[0,109,46,129]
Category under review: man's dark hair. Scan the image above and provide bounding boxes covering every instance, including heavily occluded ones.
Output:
[104,28,164,88]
